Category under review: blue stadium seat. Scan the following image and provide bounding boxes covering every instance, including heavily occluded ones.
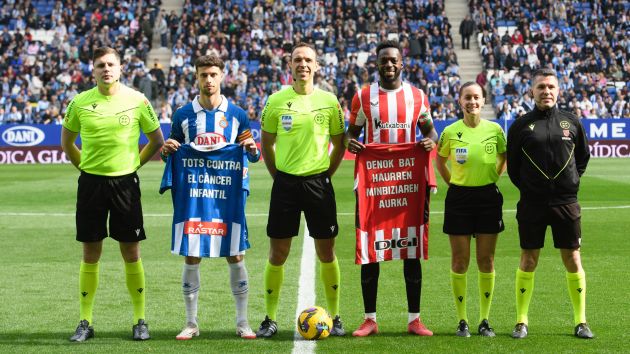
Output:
[8,19,16,30]
[430,96,443,104]
[494,95,505,105]
[506,20,516,26]
[607,86,618,97]
[576,38,585,46]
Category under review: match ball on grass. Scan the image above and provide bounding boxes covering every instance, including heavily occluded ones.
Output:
[296,306,333,340]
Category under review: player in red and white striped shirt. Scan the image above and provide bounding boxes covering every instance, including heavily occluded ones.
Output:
[345,40,438,337]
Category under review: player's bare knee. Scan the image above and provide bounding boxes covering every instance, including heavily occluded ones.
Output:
[269,248,289,265]
[82,241,103,263]
[519,257,538,272]
[451,258,469,274]
[119,242,140,263]
[185,256,202,265]
[316,251,335,263]
[560,248,582,273]
[226,255,243,264]
[477,255,494,273]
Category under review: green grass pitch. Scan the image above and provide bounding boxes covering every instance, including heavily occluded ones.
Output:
[0,159,628,353]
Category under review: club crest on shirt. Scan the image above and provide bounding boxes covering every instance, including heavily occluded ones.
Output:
[118,115,130,126]
[282,115,293,131]
[218,115,228,129]
[455,147,468,164]
[560,121,570,129]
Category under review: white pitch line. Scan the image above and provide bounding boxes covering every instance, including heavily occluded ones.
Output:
[291,226,316,354]
[2,205,630,218]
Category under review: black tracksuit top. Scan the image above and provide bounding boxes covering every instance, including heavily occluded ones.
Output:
[506,106,590,205]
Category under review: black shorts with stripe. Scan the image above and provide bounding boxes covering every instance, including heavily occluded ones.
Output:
[76,171,146,243]
[517,201,581,249]
[267,171,339,239]
[443,183,504,235]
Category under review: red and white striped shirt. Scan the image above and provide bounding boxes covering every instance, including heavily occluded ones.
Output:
[350,82,435,264]
[349,82,432,144]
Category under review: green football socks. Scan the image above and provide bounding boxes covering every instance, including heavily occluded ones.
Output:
[515,268,535,324]
[478,271,495,322]
[79,261,99,323]
[125,259,146,323]
[320,258,341,317]
[264,261,284,321]
[450,270,468,322]
[566,270,587,325]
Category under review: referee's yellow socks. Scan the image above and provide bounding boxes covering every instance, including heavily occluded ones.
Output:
[515,268,535,324]
[125,259,146,323]
[320,258,341,317]
[566,270,587,325]
[450,270,468,322]
[79,261,99,323]
[478,270,495,322]
[264,261,284,321]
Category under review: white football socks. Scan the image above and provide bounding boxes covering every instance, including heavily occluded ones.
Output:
[229,260,250,325]
[182,263,200,326]
[408,312,420,324]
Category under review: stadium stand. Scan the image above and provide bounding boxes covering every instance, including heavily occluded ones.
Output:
[0,0,628,124]
[471,0,630,118]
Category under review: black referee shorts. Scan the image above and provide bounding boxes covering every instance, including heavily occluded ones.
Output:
[517,201,582,249]
[267,170,339,239]
[443,183,504,235]
[76,171,146,243]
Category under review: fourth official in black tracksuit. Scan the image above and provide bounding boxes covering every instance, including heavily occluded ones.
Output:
[507,69,594,340]
[507,106,590,207]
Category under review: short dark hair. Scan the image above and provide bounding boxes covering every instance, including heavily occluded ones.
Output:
[532,68,558,82]
[93,47,120,62]
[376,40,402,56]
[194,55,225,71]
[290,42,317,59]
[459,81,486,98]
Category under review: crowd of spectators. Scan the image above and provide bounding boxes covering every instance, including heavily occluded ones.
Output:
[0,0,164,124]
[163,0,462,121]
[1,0,628,125]
[471,0,630,119]
[0,0,465,124]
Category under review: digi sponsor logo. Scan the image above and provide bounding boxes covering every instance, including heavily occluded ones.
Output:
[184,221,228,236]
[374,236,418,251]
[1,126,45,146]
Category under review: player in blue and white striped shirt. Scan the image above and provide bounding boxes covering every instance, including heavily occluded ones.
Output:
[161,55,260,340]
